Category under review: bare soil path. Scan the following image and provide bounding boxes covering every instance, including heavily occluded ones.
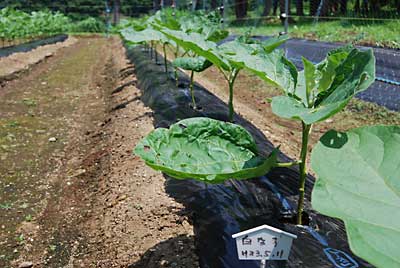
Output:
[0,37,197,268]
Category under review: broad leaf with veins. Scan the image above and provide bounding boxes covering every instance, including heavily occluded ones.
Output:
[172,57,212,72]
[220,39,297,91]
[135,117,278,183]
[311,125,400,268]
[157,28,230,70]
[120,27,168,44]
[271,46,375,124]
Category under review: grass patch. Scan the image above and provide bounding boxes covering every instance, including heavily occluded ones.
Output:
[229,18,400,49]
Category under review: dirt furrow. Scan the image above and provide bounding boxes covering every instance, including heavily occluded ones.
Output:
[0,37,198,268]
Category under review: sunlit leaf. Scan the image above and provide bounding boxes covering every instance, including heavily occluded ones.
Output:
[135,117,278,183]
[158,28,230,70]
[311,125,400,268]
[220,40,297,91]
[172,57,212,72]
[261,35,288,53]
[271,47,375,124]
[120,27,167,44]
[271,95,348,124]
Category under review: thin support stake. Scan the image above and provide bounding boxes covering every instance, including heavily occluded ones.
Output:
[284,0,289,33]
[190,70,196,109]
[163,43,168,73]
[260,259,266,268]
[155,43,158,64]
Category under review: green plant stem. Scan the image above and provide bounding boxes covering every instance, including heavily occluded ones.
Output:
[163,43,168,73]
[150,42,153,58]
[228,69,240,122]
[154,43,158,64]
[297,122,312,225]
[190,70,196,109]
[174,46,179,86]
[275,161,301,168]
[174,68,179,86]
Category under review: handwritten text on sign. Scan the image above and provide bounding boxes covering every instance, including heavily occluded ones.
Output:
[232,225,297,261]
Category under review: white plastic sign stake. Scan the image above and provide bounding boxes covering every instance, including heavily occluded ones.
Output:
[232,225,297,266]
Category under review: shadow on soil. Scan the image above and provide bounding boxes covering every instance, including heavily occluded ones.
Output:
[127,234,198,268]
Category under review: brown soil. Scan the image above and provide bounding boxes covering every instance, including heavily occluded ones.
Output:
[0,37,198,268]
[0,37,77,82]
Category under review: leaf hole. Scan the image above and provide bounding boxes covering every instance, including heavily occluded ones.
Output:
[144,145,151,152]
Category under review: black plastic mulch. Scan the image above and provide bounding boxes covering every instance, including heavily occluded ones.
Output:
[126,46,373,268]
[0,35,68,58]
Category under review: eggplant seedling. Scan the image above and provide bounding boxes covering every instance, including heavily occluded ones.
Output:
[271,46,375,224]
[172,56,212,109]
[158,29,287,122]
[243,45,375,224]
[120,27,172,73]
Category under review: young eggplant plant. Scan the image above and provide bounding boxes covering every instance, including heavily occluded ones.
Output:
[158,28,287,122]
[246,45,376,224]
[154,15,229,91]
[172,56,213,109]
[120,27,172,73]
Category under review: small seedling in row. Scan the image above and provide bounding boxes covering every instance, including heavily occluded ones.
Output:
[159,29,287,121]
[172,56,212,109]
[6,121,19,128]
[0,203,12,210]
[120,27,173,73]
[25,214,33,222]
[49,245,57,252]
[16,234,25,244]
[22,98,37,107]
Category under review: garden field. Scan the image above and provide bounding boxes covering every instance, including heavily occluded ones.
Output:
[1,7,400,268]
[0,36,198,268]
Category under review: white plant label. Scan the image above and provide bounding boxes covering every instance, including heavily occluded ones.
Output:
[232,224,297,261]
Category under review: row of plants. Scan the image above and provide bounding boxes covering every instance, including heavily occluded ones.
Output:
[0,8,106,47]
[120,9,399,268]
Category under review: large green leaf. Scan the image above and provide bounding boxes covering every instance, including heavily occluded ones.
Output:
[260,35,288,53]
[152,10,181,30]
[271,46,375,124]
[172,57,213,72]
[219,40,297,91]
[271,95,349,125]
[120,27,167,44]
[294,45,357,106]
[134,117,278,183]
[311,125,400,268]
[157,28,230,70]
[320,48,375,105]
[202,26,229,42]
